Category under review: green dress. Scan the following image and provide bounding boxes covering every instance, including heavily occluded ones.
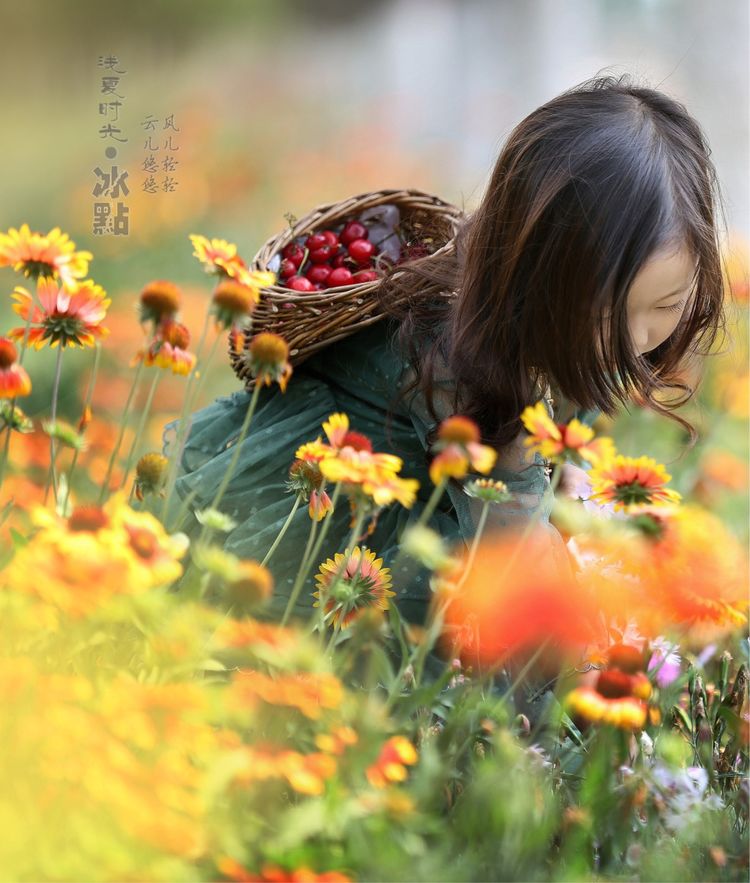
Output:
[162,316,600,717]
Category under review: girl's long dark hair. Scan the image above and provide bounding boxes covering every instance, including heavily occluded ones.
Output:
[377,72,730,456]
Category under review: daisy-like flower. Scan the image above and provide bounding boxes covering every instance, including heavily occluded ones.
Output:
[313,545,395,629]
[520,400,616,467]
[365,736,418,789]
[134,452,169,501]
[9,278,110,350]
[0,223,92,284]
[588,455,682,510]
[211,278,260,329]
[429,415,497,485]
[463,477,512,503]
[0,337,31,399]
[246,332,293,393]
[134,319,196,375]
[137,279,181,326]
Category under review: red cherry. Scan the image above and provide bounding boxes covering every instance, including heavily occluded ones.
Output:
[282,243,305,266]
[305,232,328,251]
[327,267,354,287]
[306,264,332,284]
[309,244,335,264]
[321,230,339,248]
[331,253,348,269]
[340,221,368,246]
[279,258,298,278]
[312,283,325,290]
[351,269,380,283]
[347,238,377,265]
[287,275,315,292]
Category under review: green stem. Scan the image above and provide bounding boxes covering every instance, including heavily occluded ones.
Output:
[160,329,221,522]
[260,493,302,567]
[61,343,102,513]
[455,499,490,591]
[98,356,145,504]
[43,345,65,505]
[281,483,341,626]
[119,369,161,491]
[204,381,261,519]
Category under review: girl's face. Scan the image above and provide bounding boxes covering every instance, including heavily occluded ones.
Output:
[624,243,698,355]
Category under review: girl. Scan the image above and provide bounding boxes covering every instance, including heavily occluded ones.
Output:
[163,73,727,710]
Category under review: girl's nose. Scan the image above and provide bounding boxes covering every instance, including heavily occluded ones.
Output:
[631,319,649,353]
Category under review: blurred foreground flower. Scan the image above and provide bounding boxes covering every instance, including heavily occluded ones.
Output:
[2,492,186,618]
[438,527,603,668]
[429,415,497,484]
[365,736,418,788]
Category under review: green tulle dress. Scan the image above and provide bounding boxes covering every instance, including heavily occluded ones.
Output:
[162,316,600,721]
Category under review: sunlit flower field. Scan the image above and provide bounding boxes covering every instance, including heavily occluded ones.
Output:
[0,221,748,882]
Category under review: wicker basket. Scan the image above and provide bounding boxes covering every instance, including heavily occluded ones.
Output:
[230,187,465,389]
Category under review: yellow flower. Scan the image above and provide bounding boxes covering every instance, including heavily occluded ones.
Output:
[520,400,615,466]
[0,223,92,284]
[588,455,682,510]
[134,452,169,500]
[565,687,648,731]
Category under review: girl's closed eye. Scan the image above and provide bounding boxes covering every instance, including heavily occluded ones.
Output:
[659,299,685,313]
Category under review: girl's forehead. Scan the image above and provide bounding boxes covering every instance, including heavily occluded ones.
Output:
[627,244,697,308]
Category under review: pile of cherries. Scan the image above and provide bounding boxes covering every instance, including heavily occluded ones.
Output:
[278,220,384,291]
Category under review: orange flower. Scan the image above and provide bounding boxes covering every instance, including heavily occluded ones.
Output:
[247,332,293,393]
[309,488,334,521]
[133,318,196,375]
[230,670,343,720]
[233,744,337,796]
[134,452,169,501]
[9,278,110,349]
[217,856,352,883]
[365,736,418,788]
[587,455,682,510]
[520,400,615,466]
[225,560,274,610]
[313,546,396,629]
[439,528,602,667]
[138,279,182,325]
[212,278,260,328]
[429,415,497,485]
[0,223,91,284]
[0,337,31,398]
[573,503,748,637]
[1,492,185,618]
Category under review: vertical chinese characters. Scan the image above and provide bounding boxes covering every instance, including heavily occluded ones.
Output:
[142,113,181,195]
[93,55,130,236]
